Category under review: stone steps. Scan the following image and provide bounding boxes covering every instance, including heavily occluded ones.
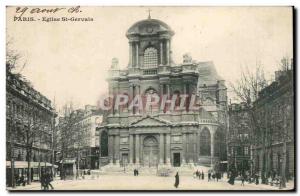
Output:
[96,164,210,176]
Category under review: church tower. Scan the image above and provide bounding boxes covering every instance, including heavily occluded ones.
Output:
[126,15,174,68]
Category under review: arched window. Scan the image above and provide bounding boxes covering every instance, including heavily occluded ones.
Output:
[144,88,159,113]
[143,47,158,67]
[200,128,211,156]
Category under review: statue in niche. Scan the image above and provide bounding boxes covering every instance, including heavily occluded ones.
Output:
[183,53,192,63]
[111,57,119,69]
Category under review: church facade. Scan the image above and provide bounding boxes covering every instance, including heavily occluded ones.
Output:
[98,16,228,169]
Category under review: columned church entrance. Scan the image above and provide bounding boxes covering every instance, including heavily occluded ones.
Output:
[143,136,159,167]
[173,153,181,167]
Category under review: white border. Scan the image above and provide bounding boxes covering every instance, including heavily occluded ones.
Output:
[0,1,298,196]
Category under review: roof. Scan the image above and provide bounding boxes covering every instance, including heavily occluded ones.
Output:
[197,61,223,86]
[126,18,174,37]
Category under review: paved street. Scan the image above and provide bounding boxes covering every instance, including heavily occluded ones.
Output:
[8,175,294,191]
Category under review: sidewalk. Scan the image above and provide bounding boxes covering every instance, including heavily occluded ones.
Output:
[7,177,94,191]
[7,175,295,191]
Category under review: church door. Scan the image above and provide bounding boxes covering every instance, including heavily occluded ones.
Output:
[143,136,159,167]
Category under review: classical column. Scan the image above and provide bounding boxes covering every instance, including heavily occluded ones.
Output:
[129,134,134,164]
[160,41,163,65]
[136,43,139,67]
[166,84,170,113]
[196,131,200,163]
[159,84,163,113]
[182,133,186,165]
[115,135,120,165]
[129,42,132,67]
[108,135,114,164]
[166,40,170,65]
[137,84,141,114]
[193,131,197,164]
[187,134,193,164]
[135,134,140,165]
[210,129,215,167]
[129,85,133,115]
[166,134,171,165]
[159,133,164,164]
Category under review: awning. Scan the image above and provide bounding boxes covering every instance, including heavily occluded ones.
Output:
[220,161,228,164]
[6,161,58,169]
[59,158,76,164]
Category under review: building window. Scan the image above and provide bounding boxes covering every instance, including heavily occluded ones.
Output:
[244,146,249,155]
[143,47,158,68]
[200,128,211,156]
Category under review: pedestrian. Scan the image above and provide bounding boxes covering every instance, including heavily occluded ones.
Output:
[255,174,259,185]
[216,172,220,182]
[40,172,47,190]
[133,169,136,176]
[46,172,54,190]
[241,175,245,186]
[174,172,179,188]
[212,173,216,181]
[208,172,211,181]
[195,170,199,179]
[201,171,204,180]
[137,169,139,176]
[228,173,235,185]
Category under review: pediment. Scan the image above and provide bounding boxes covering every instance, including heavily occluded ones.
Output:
[130,115,170,127]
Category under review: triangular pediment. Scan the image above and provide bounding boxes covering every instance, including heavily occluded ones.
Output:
[130,115,170,127]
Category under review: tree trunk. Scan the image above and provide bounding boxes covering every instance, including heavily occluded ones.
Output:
[281,141,287,188]
[27,150,32,185]
[61,151,65,180]
[11,158,15,188]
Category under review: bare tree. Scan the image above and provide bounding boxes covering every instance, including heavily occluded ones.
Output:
[231,59,293,187]
[230,63,268,180]
[6,37,27,73]
[20,106,45,184]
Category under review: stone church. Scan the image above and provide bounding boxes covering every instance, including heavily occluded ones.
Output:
[98,16,228,169]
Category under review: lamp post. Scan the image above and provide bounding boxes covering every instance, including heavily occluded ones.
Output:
[279,157,283,189]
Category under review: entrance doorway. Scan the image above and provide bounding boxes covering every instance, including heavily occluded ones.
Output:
[121,153,128,167]
[173,153,181,167]
[143,136,159,167]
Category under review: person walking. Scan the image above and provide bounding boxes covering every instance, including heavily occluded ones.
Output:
[47,172,54,190]
[208,171,211,182]
[201,171,204,180]
[241,175,245,186]
[228,172,235,185]
[174,172,179,188]
[255,173,259,185]
[40,172,48,190]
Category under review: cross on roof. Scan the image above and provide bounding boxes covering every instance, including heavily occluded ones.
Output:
[147,8,152,19]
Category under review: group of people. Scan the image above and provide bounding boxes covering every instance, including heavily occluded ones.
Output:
[194,170,223,182]
[133,169,139,176]
[227,170,260,186]
[40,171,54,190]
[208,171,222,182]
[15,174,26,186]
[194,170,205,180]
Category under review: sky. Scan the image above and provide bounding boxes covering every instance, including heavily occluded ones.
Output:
[6,6,293,110]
